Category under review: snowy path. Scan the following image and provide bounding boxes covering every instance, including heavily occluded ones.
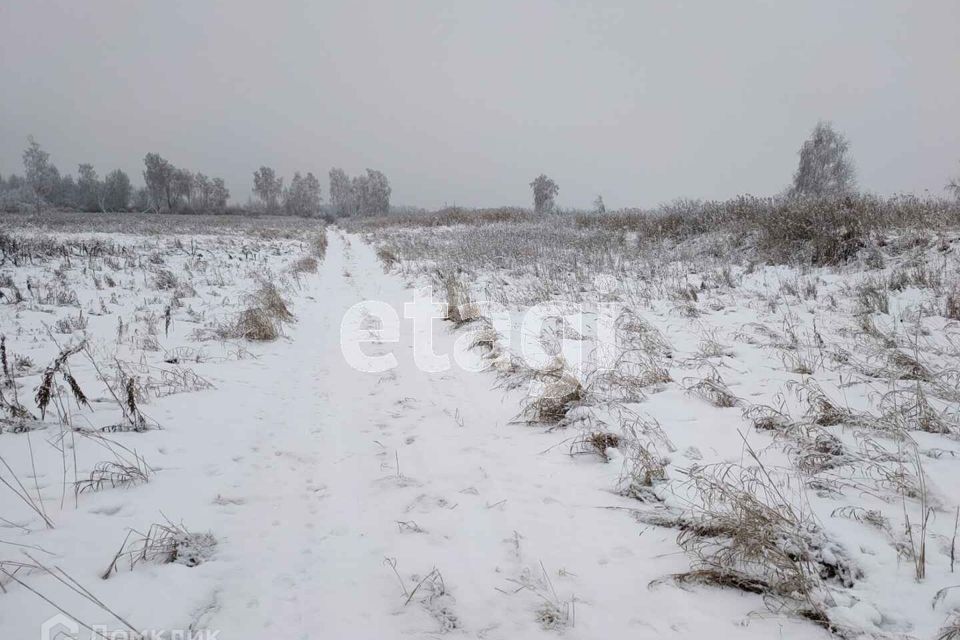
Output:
[185,232,825,639]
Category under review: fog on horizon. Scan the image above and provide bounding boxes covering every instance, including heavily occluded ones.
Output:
[1,0,958,210]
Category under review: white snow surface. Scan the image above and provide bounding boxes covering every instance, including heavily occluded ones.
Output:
[1,224,958,639]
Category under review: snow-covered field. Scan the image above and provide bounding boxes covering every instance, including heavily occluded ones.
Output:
[2,212,960,639]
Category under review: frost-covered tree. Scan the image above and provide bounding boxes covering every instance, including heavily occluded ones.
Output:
[284,171,322,217]
[327,168,389,216]
[0,172,29,212]
[948,163,960,201]
[102,169,131,211]
[790,121,856,198]
[210,178,229,213]
[23,136,54,213]
[4,174,23,190]
[350,169,390,216]
[143,153,176,212]
[530,174,559,214]
[593,195,606,214]
[351,174,370,215]
[253,166,284,213]
[329,167,354,217]
[132,186,151,212]
[173,168,195,208]
[362,169,390,215]
[191,173,228,213]
[46,168,76,209]
[194,173,212,210]
[77,163,102,212]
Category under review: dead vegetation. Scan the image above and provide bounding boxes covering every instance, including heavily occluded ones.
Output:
[517,371,584,425]
[684,369,740,408]
[309,227,329,259]
[569,430,621,461]
[351,204,960,636]
[102,520,216,578]
[648,458,859,632]
[74,458,150,496]
[289,255,318,274]
[437,269,479,326]
[0,219,331,634]
[214,278,295,341]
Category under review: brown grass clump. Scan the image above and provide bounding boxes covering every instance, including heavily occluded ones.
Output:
[570,430,621,461]
[289,256,318,274]
[591,350,672,403]
[616,309,672,357]
[437,270,479,326]
[469,324,499,353]
[946,287,960,321]
[349,206,532,230]
[75,460,149,496]
[229,307,281,342]
[618,441,667,501]
[152,269,179,291]
[215,279,295,342]
[309,228,328,259]
[880,385,956,435]
[35,341,88,419]
[657,568,769,594]
[102,521,216,578]
[791,380,865,428]
[684,370,740,408]
[884,349,933,382]
[376,245,400,271]
[657,459,859,627]
[253,280,294,323]
[742,404,792,432]
[518,372,584,424]
[0,337,33,423]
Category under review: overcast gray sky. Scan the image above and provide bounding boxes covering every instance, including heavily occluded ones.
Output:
[1,1,958,210]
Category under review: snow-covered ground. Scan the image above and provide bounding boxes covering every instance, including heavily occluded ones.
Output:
[2,216,960,639]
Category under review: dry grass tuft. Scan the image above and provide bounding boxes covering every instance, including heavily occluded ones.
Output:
[616,309,673,357]
[309,228,329,259]
[591,351,671,402]
[376,245,400,271]
[229,307,282,342]
[742,404,792,432]
[570,430,621,461]
[655,568,770,594]
[103,521,216,578]
[519,372,584,424]
[253,280,294,323]
[791,380,866,428]
[35,341,88,420]
[880,385,956,435]
[215,279,295,342]
[667,460,859,623]
[75,459,149,496]
[946,287,960,321]
[289,256,318,274]
[152,269,179,291]
[437,270,479,326]
[618,442,667,501]
[684,369,740,408]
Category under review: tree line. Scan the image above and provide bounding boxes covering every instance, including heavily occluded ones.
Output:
[531,121,959,214]
[0,137,393,218]
[528,121,864,215]
[0,137,134,214]
[2,125,956,216]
